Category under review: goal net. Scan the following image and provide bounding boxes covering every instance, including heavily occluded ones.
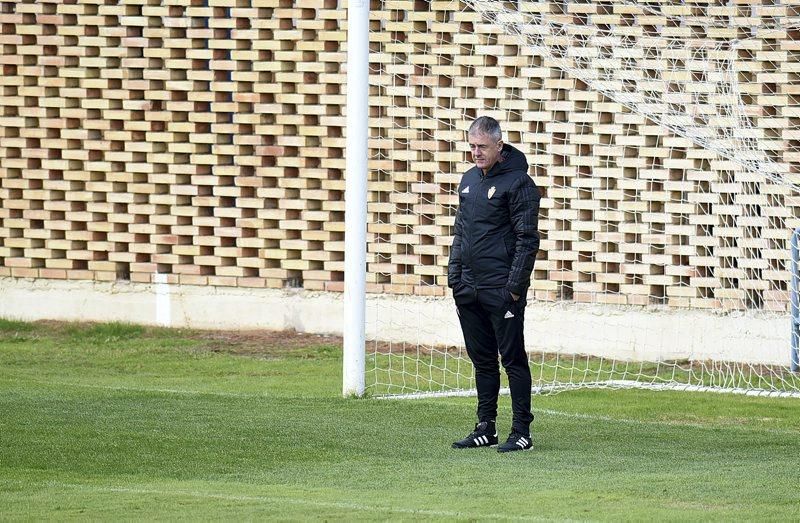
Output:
[362,0,800,398]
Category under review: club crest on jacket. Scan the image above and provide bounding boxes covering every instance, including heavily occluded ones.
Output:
[488,186,496,199]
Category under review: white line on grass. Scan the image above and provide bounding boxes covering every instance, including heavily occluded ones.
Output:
[45,482,558,521]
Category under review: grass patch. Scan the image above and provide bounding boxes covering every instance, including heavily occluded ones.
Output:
[1,320,799,521]
[0,319,36,343]
[65,322,147,343]
[0,319,35,333]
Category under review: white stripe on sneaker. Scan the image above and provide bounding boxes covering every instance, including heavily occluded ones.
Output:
[473,435,489,446]
[515,437,528,448]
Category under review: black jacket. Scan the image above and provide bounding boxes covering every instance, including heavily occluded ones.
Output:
[448,143,540,296]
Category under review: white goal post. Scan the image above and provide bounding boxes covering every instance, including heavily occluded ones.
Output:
[344,1,800,399]
[343,0,370,397]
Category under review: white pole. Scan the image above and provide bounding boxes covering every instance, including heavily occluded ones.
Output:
[343,0,369,397]
[154,273,171,327]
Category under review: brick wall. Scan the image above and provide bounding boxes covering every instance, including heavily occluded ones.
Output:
[1,0,798,312]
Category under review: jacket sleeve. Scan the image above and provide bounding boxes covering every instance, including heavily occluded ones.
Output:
[506,176,540,295]
[447,201,464,289]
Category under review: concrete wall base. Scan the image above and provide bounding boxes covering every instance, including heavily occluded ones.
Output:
[0,277,791,366]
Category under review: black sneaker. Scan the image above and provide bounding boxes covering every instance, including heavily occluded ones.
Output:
[451,421,498,449]
[497,431,533,453]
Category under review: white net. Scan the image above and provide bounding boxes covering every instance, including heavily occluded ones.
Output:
[364,0,800,398]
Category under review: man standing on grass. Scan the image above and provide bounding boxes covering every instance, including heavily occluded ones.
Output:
[448,116,540,453]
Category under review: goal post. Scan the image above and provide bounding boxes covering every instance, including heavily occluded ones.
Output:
[343,0,369,397]
[344,1,800,399]
[792,227,800,374]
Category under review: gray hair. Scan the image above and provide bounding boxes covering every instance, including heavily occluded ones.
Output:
[468,116,502,142]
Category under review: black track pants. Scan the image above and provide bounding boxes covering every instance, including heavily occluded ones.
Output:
[455,287,533,433]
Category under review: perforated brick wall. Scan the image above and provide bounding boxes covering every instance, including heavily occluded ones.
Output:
[1,0,798,312]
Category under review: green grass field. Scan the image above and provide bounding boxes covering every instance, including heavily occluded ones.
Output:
[1,320,799,521]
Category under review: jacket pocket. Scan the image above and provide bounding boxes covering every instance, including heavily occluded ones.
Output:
[480,287,511,314]
[452,283,475,306]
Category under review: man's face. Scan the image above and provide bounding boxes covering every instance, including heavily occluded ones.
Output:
[468,132,503,173]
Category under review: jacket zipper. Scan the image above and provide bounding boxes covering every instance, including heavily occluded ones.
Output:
[466,170,489,288]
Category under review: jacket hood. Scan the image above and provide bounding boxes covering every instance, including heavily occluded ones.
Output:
[485,143,528,177]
